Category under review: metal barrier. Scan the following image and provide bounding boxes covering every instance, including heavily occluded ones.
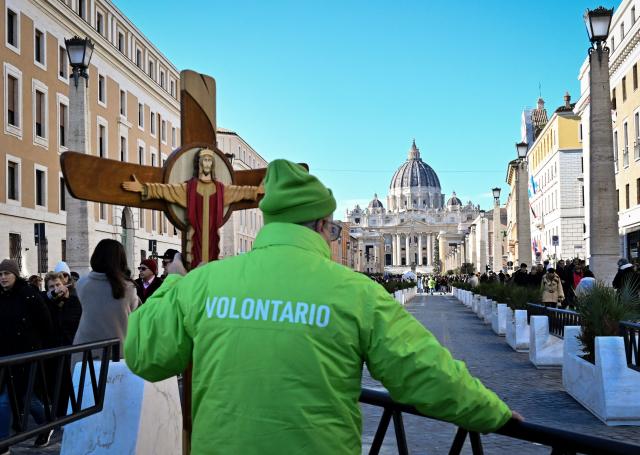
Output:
[360,387,640,454]
[526,304,581,339]
[619,321,640,372]
[0,338,120,451]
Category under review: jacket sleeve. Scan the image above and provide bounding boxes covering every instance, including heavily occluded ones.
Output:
[124,275,193,382]
[362,285,512,433]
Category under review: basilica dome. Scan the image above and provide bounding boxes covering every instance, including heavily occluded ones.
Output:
[368,194,384,210]
[389,140,441,191]
[446,192,462,207]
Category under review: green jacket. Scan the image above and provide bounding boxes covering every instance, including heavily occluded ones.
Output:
[428,278,437,288]
[125,222,511,454]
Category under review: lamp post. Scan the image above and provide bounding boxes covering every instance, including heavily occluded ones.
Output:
[584,7,619,284]
[514,141,533,266]
[64,36,94,275]
[492,187,502,272]
[479,210,488,273]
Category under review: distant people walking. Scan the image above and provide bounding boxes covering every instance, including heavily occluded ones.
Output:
[73,239,139,359]
[512,264,529,287]
[135,259,163,304]
[541,268,564,307]
[428,276,436,295]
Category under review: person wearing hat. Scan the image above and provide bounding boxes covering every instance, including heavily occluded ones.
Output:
[134,259,163,304]
[612,257,640,291]
[0,259,54,447]
[160,249,180,279]
[125,159,520,454]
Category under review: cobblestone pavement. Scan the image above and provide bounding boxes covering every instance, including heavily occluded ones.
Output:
[361,293,640,454]
[10,293,640,454]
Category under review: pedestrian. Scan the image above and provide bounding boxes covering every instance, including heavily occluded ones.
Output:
[428,276,436,295]
[612,258,640,291]
[160,249,180,279]
[44,271,82,347]
[0,259,54,448]
[512,263,529,287]
[28,275,43,291]
[125,159,521,454]
[73,239,139,359]
[134,259,163,304]
[575,269,596,298]
[541,268,564,308]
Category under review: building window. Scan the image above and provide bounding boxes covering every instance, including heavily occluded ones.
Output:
[136,49,142,68]
[623,77,628,102]
[139,208,144,229]
[96,12,104,35]
[635,112,640,160]
[99,203,106,220]
[150,112,156,135]
[9,233,22,271]
[58,46,68,79]
[614,131,619,172]
[77,0,86,20]
[59,176,66,211]
[171,127,176,147]
[612,36,616,52]
[621,22,625,39]
[633,6,637,25]
[98,124,106,157]
[151,153,156,167]
[148,60,154,79]
[120,136,127,161]
[61,239,66,261]
[634,64,638,91]
[6,73,20,128]
[117,32,124,53]
[7,9,18,49]
[152,210,157,231]
[34,89,46,138]
[138,145,144,164]
[613,88,617,110]
[7,160,19,201]
[626,183,630,210]
[59,102,67,147]
[160,70,165,89]
[119,90,126,117]
[98,75,106,104]
[35,168,46,207]
[161,120,166,142]
[170,80,175,97]
[624,122,630,167]
[34,29,45,66]
[138,103,144,128]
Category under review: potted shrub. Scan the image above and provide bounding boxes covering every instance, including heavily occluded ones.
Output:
[563,282,640,425]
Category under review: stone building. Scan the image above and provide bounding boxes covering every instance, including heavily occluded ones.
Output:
[346,141,479,274]
[0,0,266,275]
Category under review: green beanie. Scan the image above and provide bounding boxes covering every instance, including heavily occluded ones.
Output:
[259,159,336,224]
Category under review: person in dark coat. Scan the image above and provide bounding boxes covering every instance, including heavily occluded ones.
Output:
[613,258,640,291]
[134,259,163,304]
[0,259,54,446]
[512,263,529,287]
[44,272,82,347]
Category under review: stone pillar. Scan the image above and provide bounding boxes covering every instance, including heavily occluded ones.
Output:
[65,78,93,276]
[438,231,446,271]
[405,235,410,266]
[395,234,401,265]
[588,45,620,284]
[493,203,502,272]
[479,219,488,273]
[417,234,423,265]
[516,161,532,266]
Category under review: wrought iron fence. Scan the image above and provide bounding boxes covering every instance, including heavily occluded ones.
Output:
[526,304,582,338]
[360,387,640,454]
[619,321,640,372]
[0,338,120,451]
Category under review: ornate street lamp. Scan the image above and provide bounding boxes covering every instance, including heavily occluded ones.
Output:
[492,187,501,204]
[516,141,528,160]
[65,36,94,87]
[584,7,614,46]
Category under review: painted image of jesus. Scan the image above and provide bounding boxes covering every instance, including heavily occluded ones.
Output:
[122,148,263,267]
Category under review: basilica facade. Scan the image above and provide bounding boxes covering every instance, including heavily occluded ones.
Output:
[346,141,479,274]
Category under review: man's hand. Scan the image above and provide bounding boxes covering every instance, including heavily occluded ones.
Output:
[122,174,144,193]
[511,410,524,422]
[167,253,187,276]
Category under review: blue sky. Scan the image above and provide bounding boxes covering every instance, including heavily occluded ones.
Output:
[117,0,617,220]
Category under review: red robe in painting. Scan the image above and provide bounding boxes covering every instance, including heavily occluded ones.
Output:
[187,178,224,267]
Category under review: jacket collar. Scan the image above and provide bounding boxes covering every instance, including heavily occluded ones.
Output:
[253,222,331,259]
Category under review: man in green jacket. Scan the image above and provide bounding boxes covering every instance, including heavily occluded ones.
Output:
[125,159,518,454]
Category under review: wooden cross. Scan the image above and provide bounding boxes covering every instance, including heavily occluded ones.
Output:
[60,70,268,453]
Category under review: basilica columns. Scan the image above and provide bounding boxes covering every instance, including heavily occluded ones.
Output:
[405,235,410,265]
[417,235,423,265]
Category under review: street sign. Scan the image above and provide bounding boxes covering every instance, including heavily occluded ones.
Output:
[552,235,559,246]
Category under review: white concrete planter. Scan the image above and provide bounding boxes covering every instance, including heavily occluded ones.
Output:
[482,300,493,324]
[505,309,529,352]
[563,326,640,425]
[491,303,508,336]
[471,295,480,312]
[393,287,417,305]
[529,316,563,368]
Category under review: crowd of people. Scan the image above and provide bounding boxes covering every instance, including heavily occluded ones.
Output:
[0,242,180,450]
[462,257,639,308]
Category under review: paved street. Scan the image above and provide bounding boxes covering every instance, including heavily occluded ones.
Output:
[10,293,640,454]
[361,293,640,454]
